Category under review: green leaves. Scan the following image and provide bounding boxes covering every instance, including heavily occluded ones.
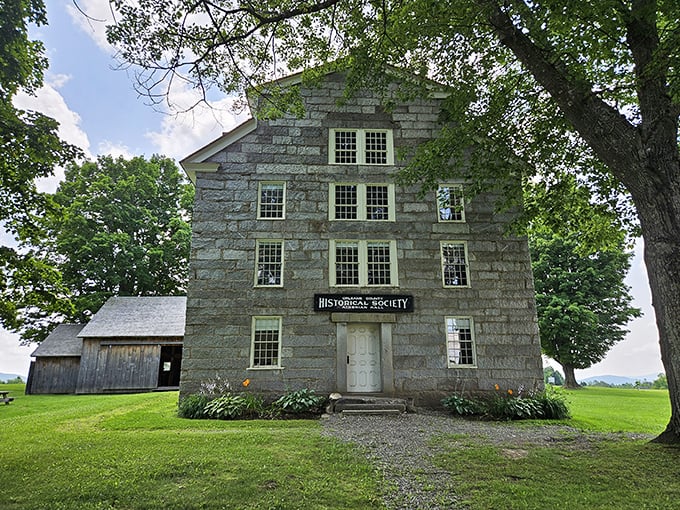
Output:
[4,155,193,343]
[529,228,641,371]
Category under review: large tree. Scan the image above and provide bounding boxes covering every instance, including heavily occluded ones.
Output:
[0,1,80,330]
[530,229,641,388]
[10,155,193,343]
[105,1,680,441]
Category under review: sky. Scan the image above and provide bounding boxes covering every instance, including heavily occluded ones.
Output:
[0,1,665,381]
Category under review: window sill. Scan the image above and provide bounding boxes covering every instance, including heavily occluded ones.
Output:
[247,367,285,371]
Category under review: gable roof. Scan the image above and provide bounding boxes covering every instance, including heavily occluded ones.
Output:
[180,67,450,184]
[78,296,187,338]
[31,324,84,357]
[180,118,258,184]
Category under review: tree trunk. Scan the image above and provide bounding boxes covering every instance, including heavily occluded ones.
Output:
[561,364,580,389]
[635,198,680,444]
[483,0,680,443]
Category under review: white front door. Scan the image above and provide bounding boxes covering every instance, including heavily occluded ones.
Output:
[347,323,381,392]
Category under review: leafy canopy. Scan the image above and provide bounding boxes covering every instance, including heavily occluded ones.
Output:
[7,155,193,344]
[104,0,675,239]
[0,0,81,335]
[530,227,641,372]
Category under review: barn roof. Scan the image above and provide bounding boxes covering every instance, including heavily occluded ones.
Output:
[31,324,84,357]
[78,296,187,338]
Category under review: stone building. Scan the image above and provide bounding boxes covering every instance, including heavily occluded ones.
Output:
[180,70,543,405]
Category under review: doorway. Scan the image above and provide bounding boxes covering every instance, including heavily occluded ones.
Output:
[157,345,182,388]
[347,323,381,392]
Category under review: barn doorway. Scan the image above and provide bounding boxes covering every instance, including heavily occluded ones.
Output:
[157,345,182,388]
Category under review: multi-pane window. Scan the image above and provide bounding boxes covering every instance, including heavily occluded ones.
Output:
[437,184,465,222]
[364,131,389,164]
[441,241,470,287]
[330,240,398,287]
[329,129,393,165]
[255,240,283,287]
[251,317,281,368]
[257,182,286,219]
[446,317,476,367]
[366,242,392,285]
[334,242,360,285]
[329,183,394,221]
[333,131,357,163]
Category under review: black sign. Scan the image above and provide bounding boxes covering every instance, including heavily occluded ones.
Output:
[314,294,414,313]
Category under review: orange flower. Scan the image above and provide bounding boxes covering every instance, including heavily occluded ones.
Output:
[242,378,251,387]
[507,389,513,395]
[494,384,500,391]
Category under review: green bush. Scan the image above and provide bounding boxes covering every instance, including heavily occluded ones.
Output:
[441,395,484,416]
[177,394,210,419]
[486,393,543,420]
[241,392,266,418]
[442,386,571,421]
[204,394,248,419]
[534,388,571,419]
[274,388,327,414]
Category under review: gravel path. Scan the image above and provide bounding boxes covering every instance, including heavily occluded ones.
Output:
[320,410,637,510]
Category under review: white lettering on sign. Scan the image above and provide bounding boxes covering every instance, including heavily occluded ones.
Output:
[314,295,413,312]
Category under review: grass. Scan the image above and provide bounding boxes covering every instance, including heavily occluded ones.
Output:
[1,384,677,510]
[431,386,679,509]
[0,384,382,510]
[564,386,671,433]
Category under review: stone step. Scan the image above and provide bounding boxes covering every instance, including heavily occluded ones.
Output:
[330,395,410,415]
[341,408,402,416]
[337,402,407,413]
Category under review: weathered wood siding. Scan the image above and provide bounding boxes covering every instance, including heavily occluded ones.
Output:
[76,337,182,393]
[26,357,80,394]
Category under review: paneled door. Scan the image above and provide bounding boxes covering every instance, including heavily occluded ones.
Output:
[347,323,381,392]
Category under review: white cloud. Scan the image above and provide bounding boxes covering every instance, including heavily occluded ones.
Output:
[13,75,92,158]
[66,0,117,53]
[97,140,134,159]
[145,83,250,160]
[12,74,92,192]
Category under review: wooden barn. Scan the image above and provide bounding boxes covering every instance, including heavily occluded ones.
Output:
[26,296,186,394]
[26,324,84,394]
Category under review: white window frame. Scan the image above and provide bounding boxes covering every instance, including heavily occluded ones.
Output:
[329,183,395,221]
[329,240,399,287]
[445,316,477,368]
[329,128,394,165]
[440,241,470,288]
[437,184,465,223]
[257,181,286,219]
[254,239,284,287]
[250,316,282,369]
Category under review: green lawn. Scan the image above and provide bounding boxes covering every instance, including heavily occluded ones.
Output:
[0,385,381,510]
[432,386,678,510]
[1,384,677,510]
[564,386,671,434]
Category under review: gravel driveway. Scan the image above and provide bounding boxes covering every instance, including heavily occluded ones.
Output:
[321,410,637,510]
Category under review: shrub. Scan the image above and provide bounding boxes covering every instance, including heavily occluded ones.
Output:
[178,394,210,419]
[441,385,571,421]
[486,393,543,420]
[442,395,484,416]
[241,392,266,419]
[534,388,571,419]
[273,388,326,414]
[204,394,248,419]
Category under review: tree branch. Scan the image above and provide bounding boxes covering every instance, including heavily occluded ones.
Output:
[478,0,643,186]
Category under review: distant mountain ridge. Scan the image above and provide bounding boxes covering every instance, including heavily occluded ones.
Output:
[0,372,24,382]
[579,373,661,386]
